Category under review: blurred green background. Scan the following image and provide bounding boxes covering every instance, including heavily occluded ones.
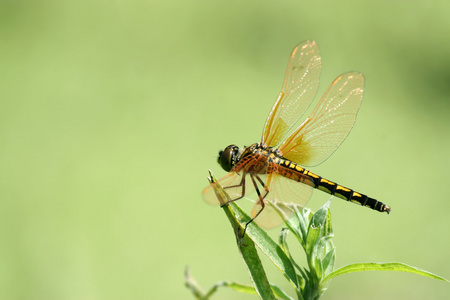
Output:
[1,0,449,299]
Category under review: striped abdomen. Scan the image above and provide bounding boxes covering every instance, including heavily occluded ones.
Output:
[277,159,391,213]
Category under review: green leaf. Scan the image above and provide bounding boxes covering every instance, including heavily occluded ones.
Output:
[270,283,295,300]
[218,282,294,300]
[321,248,336,277]
[230,202,300,291]
[310,200,329,229]
[305,224,321,256]
[322,201,333,237]
[279,228,305,299]
[305,201,333,257]
[294,206,310,247]
[185,267,208,300]
[322,262,449,284]
[207,171,301,295]
[219,282,258,294]
[271,203,307,249]
[207,171,276,300]
[237,233,276,300]
[312,250,323,280]
[185,279,294,300]
[278,228,291,255]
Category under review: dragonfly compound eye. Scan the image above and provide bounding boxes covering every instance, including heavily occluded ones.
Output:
[218,145,239,172]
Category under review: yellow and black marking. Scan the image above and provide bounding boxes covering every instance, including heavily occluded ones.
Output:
[277,157,390,213]
[241,142,391,214]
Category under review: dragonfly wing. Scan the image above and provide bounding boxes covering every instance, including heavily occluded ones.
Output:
[251,172,314,229]
[279,72,364,166]
[202,172,255,206]
[262,41,322,147]
[203,152,264,206]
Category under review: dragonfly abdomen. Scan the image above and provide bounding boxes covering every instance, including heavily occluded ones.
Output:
[278,159,391,213]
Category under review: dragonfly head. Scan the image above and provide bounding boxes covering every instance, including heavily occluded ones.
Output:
[218,145,240,172]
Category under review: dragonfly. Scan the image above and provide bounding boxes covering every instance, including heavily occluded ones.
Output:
[203,40,390,230]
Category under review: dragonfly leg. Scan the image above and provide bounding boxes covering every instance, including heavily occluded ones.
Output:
[243,174,269,235]
[254,174,269,200]
[221,174,246,206]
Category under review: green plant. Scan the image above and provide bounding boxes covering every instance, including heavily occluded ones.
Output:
[186,171,448,299]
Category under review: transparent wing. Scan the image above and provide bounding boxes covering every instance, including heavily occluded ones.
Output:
[203,152,264,206]
[262,41,322,147]
[203,165,315,229]
[279,72,364,167]
[251,172,314,229]
[202,172,254,206]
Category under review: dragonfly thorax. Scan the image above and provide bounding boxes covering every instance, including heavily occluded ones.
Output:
[218,142,283,174]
